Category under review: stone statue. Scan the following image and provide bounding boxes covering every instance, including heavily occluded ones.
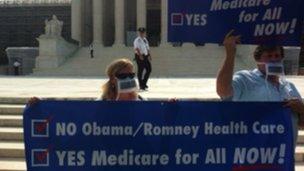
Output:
[44,19,51,36]
[43,15,64,37]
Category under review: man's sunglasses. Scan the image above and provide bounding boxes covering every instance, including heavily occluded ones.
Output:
[115,73,136,79]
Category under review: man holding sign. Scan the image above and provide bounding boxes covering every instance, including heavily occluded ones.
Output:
[216,30,304,145]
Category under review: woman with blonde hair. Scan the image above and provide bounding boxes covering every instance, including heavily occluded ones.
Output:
[28,58,143,105]
[101,58,143,101]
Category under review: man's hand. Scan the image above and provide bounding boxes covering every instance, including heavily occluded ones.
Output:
[148,55,152,61]
[284,99,304,115]
[216,30,241,98]
[139,55,144,61]
[223,30,241,58]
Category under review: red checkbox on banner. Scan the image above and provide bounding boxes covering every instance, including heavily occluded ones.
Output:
[31,117,52,138]
[171,13,184,26]
[31,149,49,167]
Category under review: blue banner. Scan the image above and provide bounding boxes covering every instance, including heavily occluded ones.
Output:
[168,0,304,46]
[24,101,294,171]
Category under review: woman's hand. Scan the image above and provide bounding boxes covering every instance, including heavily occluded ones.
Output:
[284,99,304,125]
[27,97,40,106]
[168,98,178,102]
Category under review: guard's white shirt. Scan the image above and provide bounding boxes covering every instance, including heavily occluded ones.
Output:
[13,62,21,67]
[134,36,150,56]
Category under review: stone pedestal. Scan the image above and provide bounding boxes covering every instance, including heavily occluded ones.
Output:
[0,65,8,75]
[159,42,172,48]
[182,43,196,48]
[6,47,39,75]
[36,36,78,69]
[299,68,304,75]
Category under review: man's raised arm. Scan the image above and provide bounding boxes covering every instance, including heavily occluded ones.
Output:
[216,30,241,98]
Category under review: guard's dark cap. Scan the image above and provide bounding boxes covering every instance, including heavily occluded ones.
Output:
[138,27,146,33]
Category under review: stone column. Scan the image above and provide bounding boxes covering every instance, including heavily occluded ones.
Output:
[93,0,103,45]
[71,0,82,43]
[113,0,125,47]
[160,0,170,47]
[137,0,147,29]
[299,34,304,75]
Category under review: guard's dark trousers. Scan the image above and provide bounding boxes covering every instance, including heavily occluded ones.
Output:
[90,50,94,58]
[135,54,152,89]
[14,67,19,76]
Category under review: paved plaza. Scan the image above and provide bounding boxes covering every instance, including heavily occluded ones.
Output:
[0,76,303,100]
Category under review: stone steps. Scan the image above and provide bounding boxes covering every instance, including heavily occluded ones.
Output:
[32,46,257,77]
[0,98,28,105]
[0,128,23,141]
[0,142,24,158]
[0,116,23,127]
[297,144,304,163]
[0,105,25,115]
[0,158,26,171]
[0,97,95,105]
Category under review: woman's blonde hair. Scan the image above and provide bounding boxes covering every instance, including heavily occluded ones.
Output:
[101,58,134,100]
